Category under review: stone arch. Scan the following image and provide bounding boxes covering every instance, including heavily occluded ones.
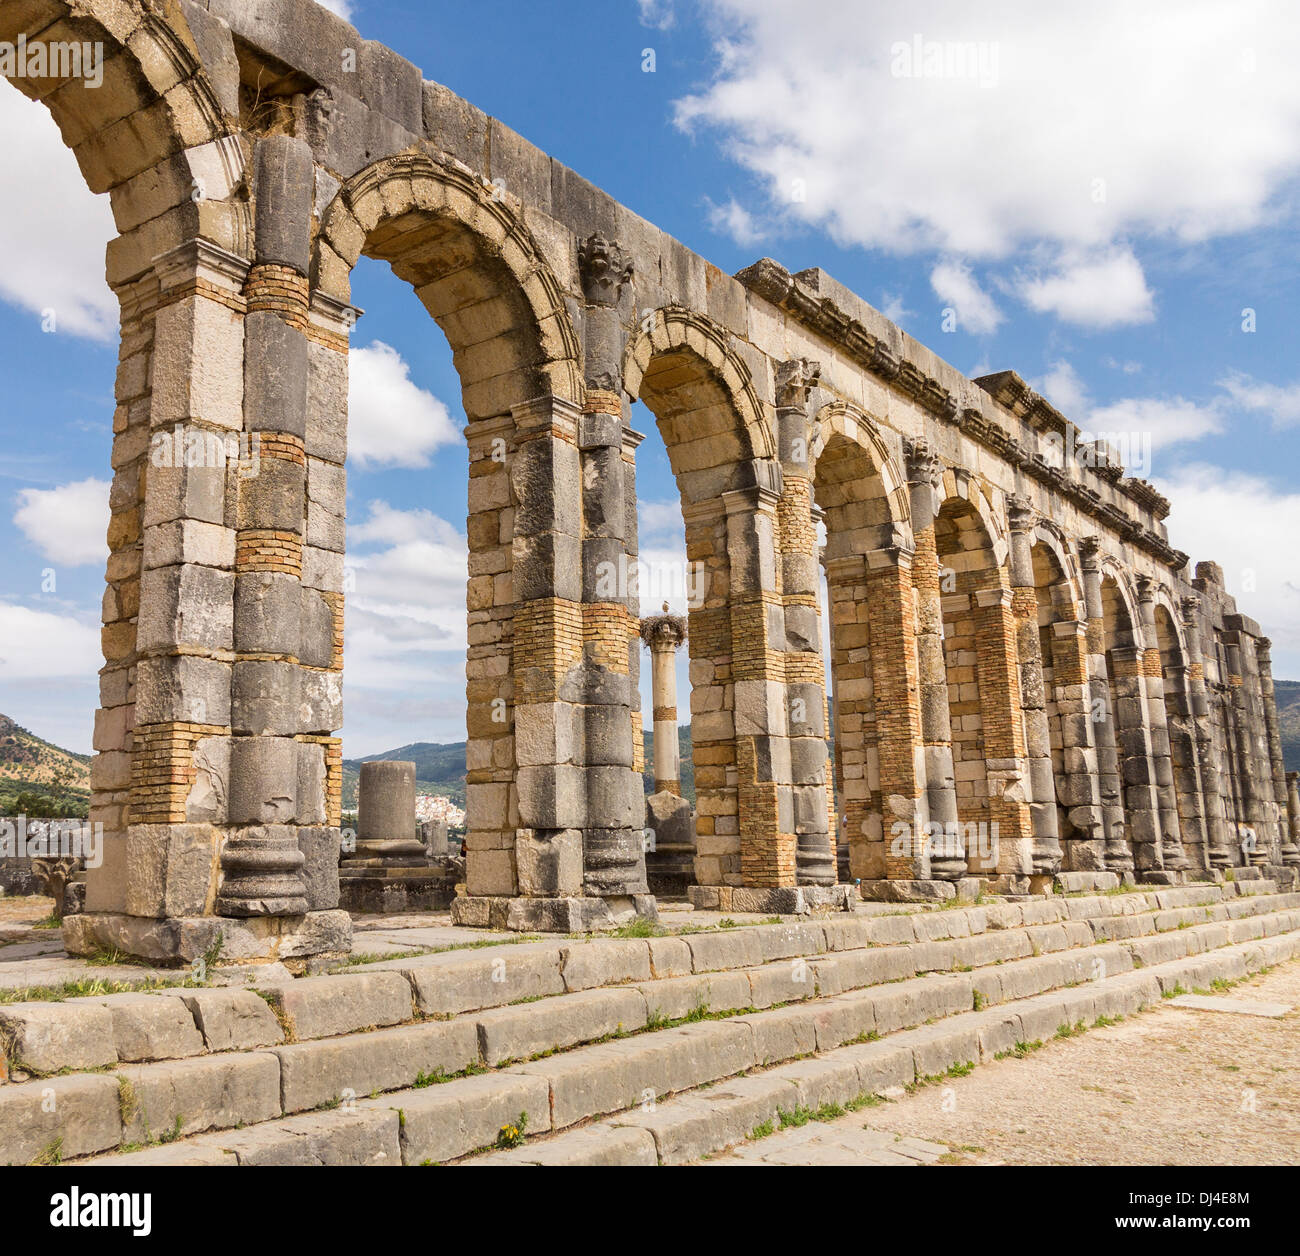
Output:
[1030,520,1085,618]
[811,404,916,887]
[623,307,776,500]
[10,1,259,948]
[622,308,784,890]
[316,152,582,416]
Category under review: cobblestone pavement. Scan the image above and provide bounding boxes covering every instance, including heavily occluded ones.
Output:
[702,960,1300,1166]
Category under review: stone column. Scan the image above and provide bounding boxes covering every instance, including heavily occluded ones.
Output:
[1078,538,1130,873]
[640,612,695,896]
[972,581,1035,884]
[1109,643,1165,878]
[1284,773,1300,867]
[725,475,798,889]
[1007,496,1062,877]
[1135,577,1188,873]
[642,612,688,793]
[1255,639,1290,861]
[1223,637,1266,866]
[908,440,963,880]
[862,543,933,895]
[776,359,835,888]
[575,234,651,915]
[1183,596,1231,870]
[353,761,423,863]
[1049,619,1107,870]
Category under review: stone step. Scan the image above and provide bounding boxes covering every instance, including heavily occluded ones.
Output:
[3,885,1295,1090]
[77,925,1300,1167]
[471,930,1300,1166]
[60,908,1300,1166]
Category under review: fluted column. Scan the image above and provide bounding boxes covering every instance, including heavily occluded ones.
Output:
[908,440,963,879]
[1007,496,1061,876]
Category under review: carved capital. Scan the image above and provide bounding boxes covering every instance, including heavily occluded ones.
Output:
[1077,535,1102,571]
[577,234,633,306]
[1181,593,1201,621]
[904,436,943,489]
[775,357,821,410]
[1135,573,1158,602]
[1006,493,1037,535]
[639,612,688,651]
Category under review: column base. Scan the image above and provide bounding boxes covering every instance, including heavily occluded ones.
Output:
[339,862,460,914]
[1138,869,1183,886]
[61,909,352,969]
[449,893,659,933]
[687,883,856,914]
[1053,870,1125,894]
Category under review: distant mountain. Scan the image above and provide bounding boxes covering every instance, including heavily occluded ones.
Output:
[0,714,91,817]
[1276,679,1300,772]
[341,741,468,811]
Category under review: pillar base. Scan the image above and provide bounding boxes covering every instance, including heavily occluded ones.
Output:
[687,884,856,914]
[1138,869,1182,886]
[339,863,459,914]
[1053,870,1124,894]
[61,909,352,969]
[449,893,659,933]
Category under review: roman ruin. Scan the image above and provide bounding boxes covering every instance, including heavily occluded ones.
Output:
[4,0,1291,970]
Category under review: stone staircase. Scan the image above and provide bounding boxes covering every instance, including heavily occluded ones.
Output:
[2,879,1298,1166]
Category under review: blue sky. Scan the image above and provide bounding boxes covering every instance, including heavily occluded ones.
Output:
[1,0,1298,755]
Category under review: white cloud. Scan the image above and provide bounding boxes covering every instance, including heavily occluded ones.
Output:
[705,196,766,247]
[314,0,356,20]
[0,81,116,341]
[638,497,685,538]
[0,602,102,680]
[1035,359,1090,415]
[638,0,677,30]
[1154,465,1300,677]
[677,2,1300,324]
[347,342,461,468]
[1085,397,1224,455]
[1016,247,1155,328]
[1217,370,1300,428]
[879,291,913,324]
[13,477,109,567]
[930,260,1002,334]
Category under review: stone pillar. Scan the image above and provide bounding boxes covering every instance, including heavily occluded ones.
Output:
[1183,596,1231,870]
[862,543,933,895]
[820,543,851,883]
[1007,496,1062,877]
[1255,639,1289,861]
[1285,773,1300,867]
[575,234,651,915]
[725,476,797,888]
[642,613,688,792]
[1136,577,1187,874]
[1050,619,1107,870]
[908,440,963,880]
[1078,538,1130,873]
[1224,637,1266,866]
[640,612,695,896]
[1109,643,1165,877]
[776,359,835,888]
[354,762,422,861]
[972,582,1035,883]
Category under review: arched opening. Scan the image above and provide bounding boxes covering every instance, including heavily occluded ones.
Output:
[812,417,909,886]
[1155,601,1205,871]
[626,314,775,892]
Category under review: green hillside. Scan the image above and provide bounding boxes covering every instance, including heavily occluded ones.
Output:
[341,741,468,810]
[1276,679,1300,772]
[0,713,92,817]
[642,725,695,805]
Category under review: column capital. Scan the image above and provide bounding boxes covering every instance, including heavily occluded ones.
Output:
[639,611,688,651]
[904,435,944,489]
[1006,492,1038,534]
[577,233,633,306]
[775,357,821,410]
[1135,573,1159,602]
[1077,535,1103,570]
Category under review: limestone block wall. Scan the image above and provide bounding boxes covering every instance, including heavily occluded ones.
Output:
[9,0,1285,961]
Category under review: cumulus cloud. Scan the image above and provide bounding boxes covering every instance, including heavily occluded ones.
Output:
[0,81,116,340]
[314,0,356,20]
[13,478,109,567]
[0,602,102,680]
[347,342,461,468]
[676,1,1300,328]
[1154,465,1300,676]
[638,0,678,30]
[706,196,766,247]
[1016,247,1155,328]
[1217,371,1300,428]
[930,260,1002,334]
